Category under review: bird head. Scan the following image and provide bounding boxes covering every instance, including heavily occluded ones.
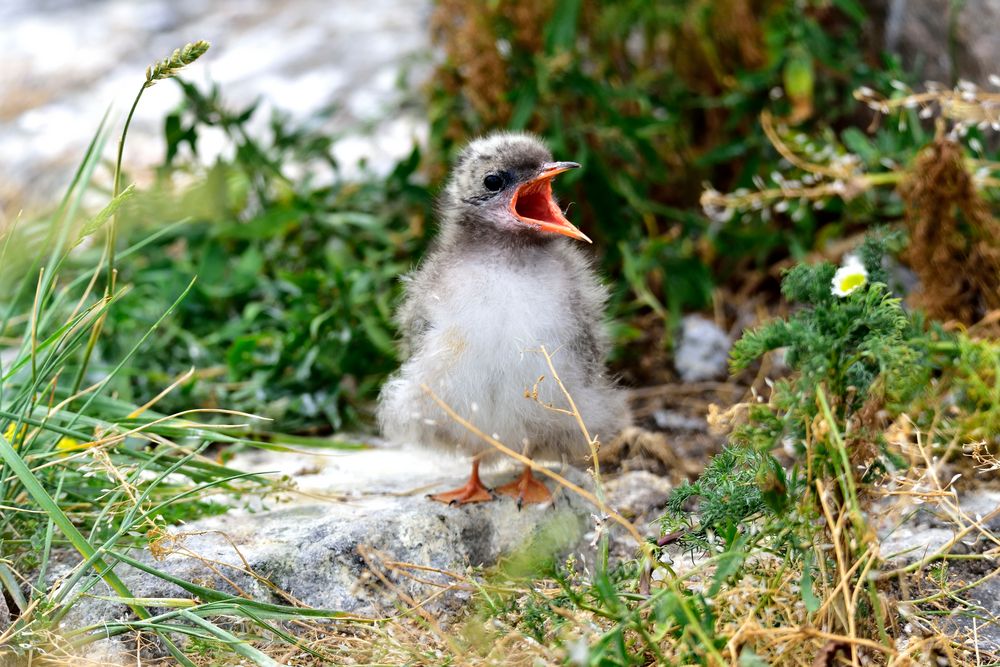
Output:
[440,132,590,245]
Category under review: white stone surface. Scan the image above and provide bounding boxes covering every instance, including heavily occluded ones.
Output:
[876,0,1000,84]
[0,0,432,215]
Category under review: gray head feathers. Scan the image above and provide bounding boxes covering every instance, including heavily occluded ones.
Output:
[437,132,564,248]
[442,132,553,206]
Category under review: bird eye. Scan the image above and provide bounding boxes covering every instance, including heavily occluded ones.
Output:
[483,173,504,192]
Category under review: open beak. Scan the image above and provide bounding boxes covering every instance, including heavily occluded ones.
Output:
[510,161,590,243]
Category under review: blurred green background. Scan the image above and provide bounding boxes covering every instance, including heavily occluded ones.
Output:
[4,0,997,436]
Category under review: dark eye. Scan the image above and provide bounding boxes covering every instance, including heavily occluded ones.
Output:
[483,173,504,191]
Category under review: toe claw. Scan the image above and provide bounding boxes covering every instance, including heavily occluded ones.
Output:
[497,465,553,507]
[430,461,494,505]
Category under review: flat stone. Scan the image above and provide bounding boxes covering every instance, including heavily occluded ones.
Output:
[604,470,672,525]
[878,523,955,562]
[877,488,1000,561]
[652,409,707,433]
[953,489,1000,531]
[53,444,594,639]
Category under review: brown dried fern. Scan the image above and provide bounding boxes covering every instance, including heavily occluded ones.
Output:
[901,138,1000,324]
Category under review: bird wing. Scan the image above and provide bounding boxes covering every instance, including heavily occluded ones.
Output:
[392,257,441,361]
[554,243,613,382]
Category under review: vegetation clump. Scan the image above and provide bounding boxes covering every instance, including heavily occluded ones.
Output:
[0,43,347,666]
[463,238,998,665]
[2,1,1000,664]
[902,137,1000,323]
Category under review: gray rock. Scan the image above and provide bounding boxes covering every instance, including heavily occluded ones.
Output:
[652,409,707,433]
[0,590,7,632]
[604,470,672,524]
[878,523,955,562]
[596,470,672,564]
[54,445,594,636]
[954,489,1000,531]
[871,0,1000,84]
[674,315,731,383]
[877,489,1000,562]
[881,489,1000,538]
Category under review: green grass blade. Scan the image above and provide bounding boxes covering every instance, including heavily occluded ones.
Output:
[0,430,149,619]
[108,549,346,618]
[178,610,281,667]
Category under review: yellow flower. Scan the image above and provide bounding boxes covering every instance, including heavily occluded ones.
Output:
[3,423,27,442]
[56,437,89,452]
[831,256,868,297]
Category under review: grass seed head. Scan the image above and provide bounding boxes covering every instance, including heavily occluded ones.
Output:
[145,40,211,88]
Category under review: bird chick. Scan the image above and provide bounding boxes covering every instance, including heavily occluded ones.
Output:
[378,132,629,505]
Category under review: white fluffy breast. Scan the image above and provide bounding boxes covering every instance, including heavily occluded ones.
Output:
[378,250,609,461]
[424,254,572,369]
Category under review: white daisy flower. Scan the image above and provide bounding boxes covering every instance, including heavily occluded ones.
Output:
[831,256,868,297]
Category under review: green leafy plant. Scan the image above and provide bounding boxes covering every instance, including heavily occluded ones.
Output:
[0,44,348,666]
[428,0,907,343]
[79,79,433,434]
[443,235,996,665]
[731,236,928,450]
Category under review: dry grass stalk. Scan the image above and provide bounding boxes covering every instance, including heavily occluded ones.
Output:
[420,345,648,549]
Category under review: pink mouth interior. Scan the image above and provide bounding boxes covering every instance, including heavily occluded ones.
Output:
[512,178,566,226]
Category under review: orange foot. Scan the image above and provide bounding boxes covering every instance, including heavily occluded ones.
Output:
[430,460,493,505]
[496,465,552,508]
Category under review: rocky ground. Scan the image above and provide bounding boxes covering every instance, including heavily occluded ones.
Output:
[0,0,432,218]
[51,445,599,661]
[50,435,1000,659]
[15,305,998,660]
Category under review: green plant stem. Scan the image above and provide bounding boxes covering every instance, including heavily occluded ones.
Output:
[180,611,282,667]
[108,87,145,285]
[71,85,145,396]
[815,386,893,652]
[816,387,863,528]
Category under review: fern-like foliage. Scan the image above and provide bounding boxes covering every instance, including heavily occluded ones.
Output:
[731,236,929,434]
[664,234,932,551]
[664,446,781,548]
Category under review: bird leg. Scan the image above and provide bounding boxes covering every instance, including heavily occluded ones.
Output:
[430,458,493,505]
[496,465,552,507]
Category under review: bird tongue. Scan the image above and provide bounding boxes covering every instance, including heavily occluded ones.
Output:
[511,163,591,243]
